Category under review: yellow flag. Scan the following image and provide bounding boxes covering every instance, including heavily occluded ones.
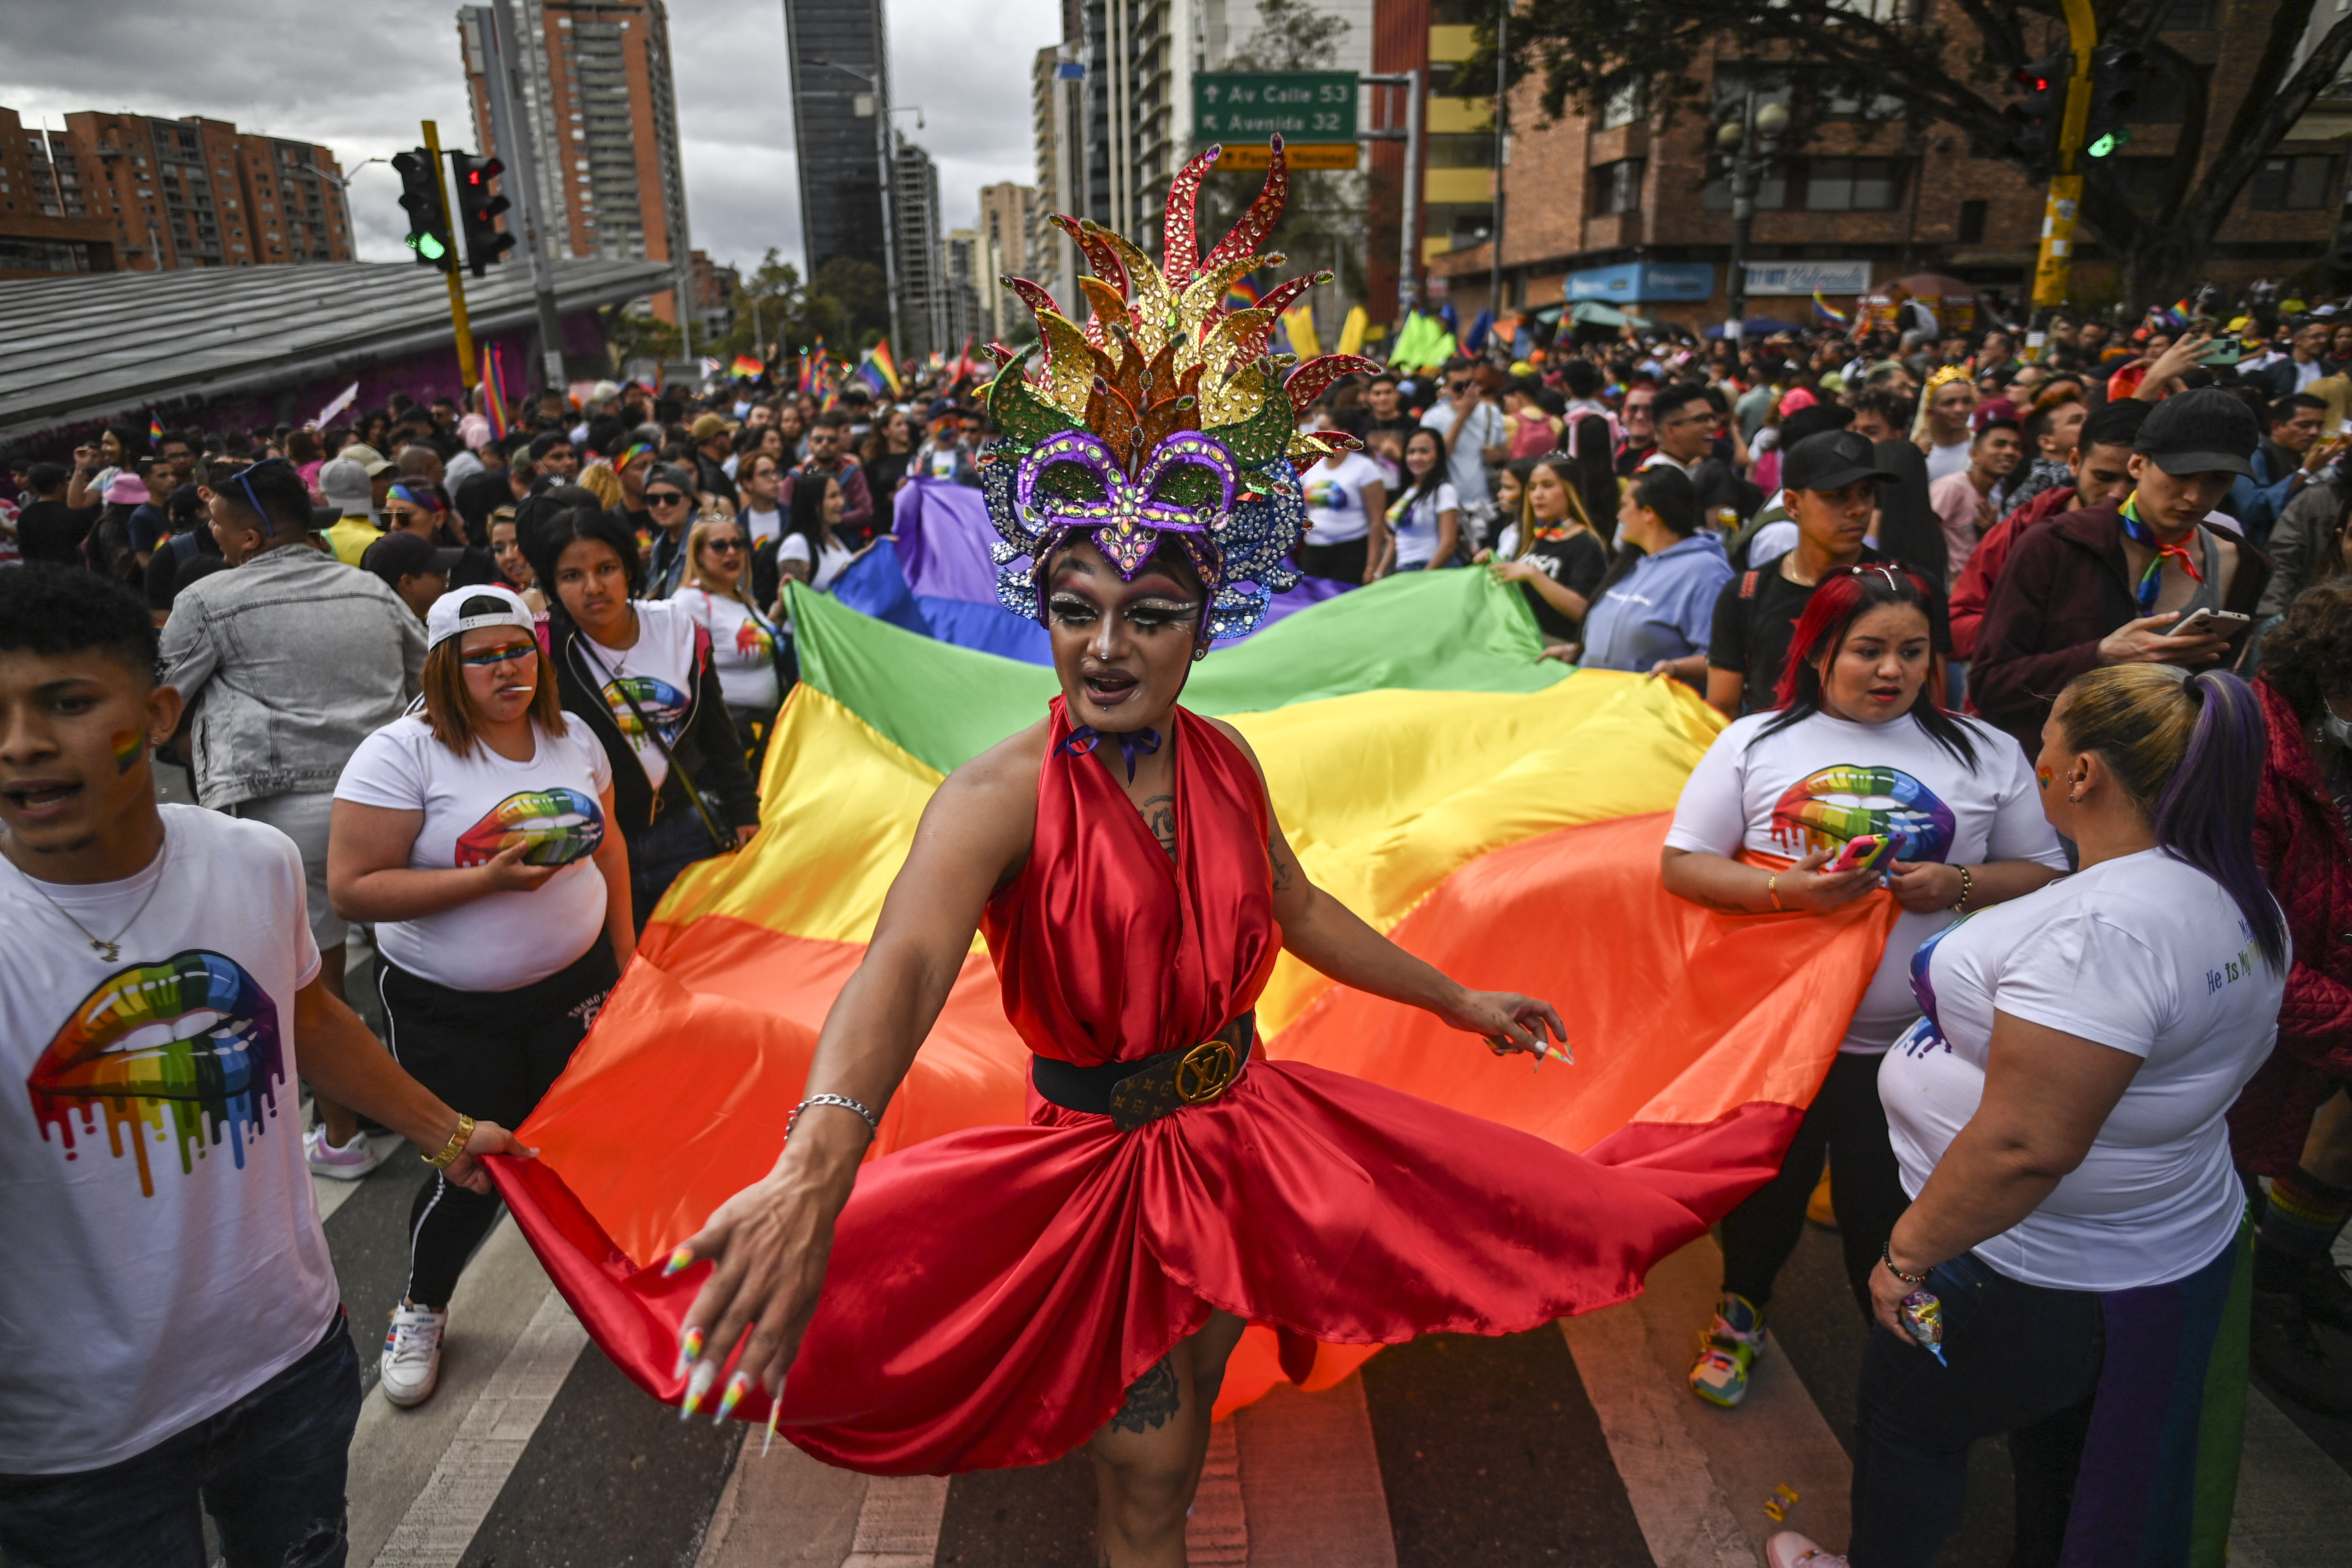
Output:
[1280,304,1322,359]
[1337,304,1368,357]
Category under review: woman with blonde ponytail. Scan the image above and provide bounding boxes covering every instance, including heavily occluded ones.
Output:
[1774,663,2287,1568]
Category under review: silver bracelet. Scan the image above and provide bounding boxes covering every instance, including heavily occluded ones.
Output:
[788,1093,880,1142]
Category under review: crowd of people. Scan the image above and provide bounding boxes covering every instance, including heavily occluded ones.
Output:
[4,284,2352,1568]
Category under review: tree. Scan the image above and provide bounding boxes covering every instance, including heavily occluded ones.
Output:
[808,256,890,346]
[1481,0,2352,306]
[1213,0,1370,316]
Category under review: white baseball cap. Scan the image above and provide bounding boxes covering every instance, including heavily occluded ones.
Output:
[425,583,537,653]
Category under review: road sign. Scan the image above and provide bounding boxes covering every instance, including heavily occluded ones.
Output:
[1193,72,1357,145]
[1217,142,1358,171]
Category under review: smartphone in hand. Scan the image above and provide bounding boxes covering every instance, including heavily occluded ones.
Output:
[1828,834,1892,874]
[2164,608,2250,640]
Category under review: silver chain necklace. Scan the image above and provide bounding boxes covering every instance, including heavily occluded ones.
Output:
[10,834,171,963]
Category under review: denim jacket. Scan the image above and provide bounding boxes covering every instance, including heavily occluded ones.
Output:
[159,540,426,808]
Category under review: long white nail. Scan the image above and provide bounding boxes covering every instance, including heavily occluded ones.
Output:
[680,1358,718,1420]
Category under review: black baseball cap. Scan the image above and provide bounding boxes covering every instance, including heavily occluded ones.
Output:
[1783,430,1900,493]
[2133,387,2259,479]
[361,530,463,585]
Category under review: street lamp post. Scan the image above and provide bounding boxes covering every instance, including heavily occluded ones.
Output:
[1720,90,1789,342]
[814,57,902,352]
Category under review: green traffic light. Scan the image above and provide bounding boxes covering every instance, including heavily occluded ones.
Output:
[2085,128,2129,158]
[407,232,447,260]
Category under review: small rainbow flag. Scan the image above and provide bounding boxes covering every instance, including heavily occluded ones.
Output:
[731,354,765,380]
[481,345,512,441]
[149,414,164,443]
[1224,276,1263,313]
[1812,291,1852,329]
[856,339,902,399]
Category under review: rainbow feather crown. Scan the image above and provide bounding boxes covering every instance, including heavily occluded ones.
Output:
[980,136,1378,641]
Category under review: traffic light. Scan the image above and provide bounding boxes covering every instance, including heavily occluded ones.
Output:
[2084,45,2152,160]
[2003,52,2069,175]
[449,151,514,277]
[392,147,454,270]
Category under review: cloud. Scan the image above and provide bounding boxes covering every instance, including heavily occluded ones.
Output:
[0,0,1054,276]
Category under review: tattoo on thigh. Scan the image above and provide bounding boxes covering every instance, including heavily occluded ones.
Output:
[1110,1354,1179,1434]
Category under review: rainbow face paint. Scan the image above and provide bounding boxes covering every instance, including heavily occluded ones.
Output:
[1771,765,1956,865]
[26,950,285,1197]
[453,788,605,868]
[110,730,145,774]
[2034,763,2055,792]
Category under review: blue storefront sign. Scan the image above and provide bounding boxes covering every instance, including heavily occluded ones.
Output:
[1565,262,1716,303]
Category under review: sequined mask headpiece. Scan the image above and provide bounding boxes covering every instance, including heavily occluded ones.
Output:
[980,135,1378,642]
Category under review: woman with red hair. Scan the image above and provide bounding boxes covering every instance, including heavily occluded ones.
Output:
[1661,564,2069,1409]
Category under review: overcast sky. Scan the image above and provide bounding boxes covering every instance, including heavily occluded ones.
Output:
[1,0,1056,276]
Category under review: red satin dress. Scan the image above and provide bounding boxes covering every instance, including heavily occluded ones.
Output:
[776,698,1700,1474]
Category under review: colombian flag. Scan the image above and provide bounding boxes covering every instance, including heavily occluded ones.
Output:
[492,571,1900,1422]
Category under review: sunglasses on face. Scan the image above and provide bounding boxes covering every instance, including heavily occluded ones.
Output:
[646,491,687,506]
[705,538,745,554]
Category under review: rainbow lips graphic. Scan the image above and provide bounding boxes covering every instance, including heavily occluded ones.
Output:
[602,676,688,743]
[455,788,607,868]
[1770,764,1955,865]
[733,621,774,661]
[26,950,285,1197]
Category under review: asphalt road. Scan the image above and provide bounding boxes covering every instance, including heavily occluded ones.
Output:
[308,1111,2352,1568]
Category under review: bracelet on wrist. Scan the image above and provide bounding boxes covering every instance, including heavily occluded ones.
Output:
[1881,1241,1929,1287]
[1766,871,1784,913]
[422,1113,476,1169]
[1950,864,1974,914]
[788,1093,880,1143]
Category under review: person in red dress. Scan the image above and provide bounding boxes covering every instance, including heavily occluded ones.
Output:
[666,142,1708,1565]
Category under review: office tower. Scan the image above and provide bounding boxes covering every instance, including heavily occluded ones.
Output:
[892,136,945,359]
[782,0,892,283]
[942,227,983,350]
[460,0,692,318]
[0,104,353,274]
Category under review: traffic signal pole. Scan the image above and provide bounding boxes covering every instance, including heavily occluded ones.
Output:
[2029,0,2099,309]
[421,119,479,390]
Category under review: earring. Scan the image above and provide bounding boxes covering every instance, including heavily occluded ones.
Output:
[1192,646,1208,662]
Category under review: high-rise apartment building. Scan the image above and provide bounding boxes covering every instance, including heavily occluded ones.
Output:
[892,136,945,359]
[942,227,985,350]
[1032,44,1085,307]
[783,0,892,284]
[0,104,353,277]
[977,181,1033,280]
[460,0,692,320]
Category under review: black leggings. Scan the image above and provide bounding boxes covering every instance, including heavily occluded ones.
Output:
[381,943,619,1310]
[1297,536,1369,583]
[1720,1048,1910,1315]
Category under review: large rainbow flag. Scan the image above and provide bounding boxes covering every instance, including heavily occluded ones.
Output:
[490,572,1902,1437]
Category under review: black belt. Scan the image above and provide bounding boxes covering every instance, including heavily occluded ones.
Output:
[1032,1014,1254,1132]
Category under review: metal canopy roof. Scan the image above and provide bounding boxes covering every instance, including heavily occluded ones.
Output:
[0,258,674,446]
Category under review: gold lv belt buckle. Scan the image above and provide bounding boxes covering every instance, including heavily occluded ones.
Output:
[1174,1039,1238,1105]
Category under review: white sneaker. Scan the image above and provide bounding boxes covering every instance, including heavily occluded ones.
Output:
[306,1125,384,1180]
[380,1303,448,1407]
[1767,1531,1848,1568]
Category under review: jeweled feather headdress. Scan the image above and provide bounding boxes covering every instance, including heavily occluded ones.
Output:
[980,136,1378,641]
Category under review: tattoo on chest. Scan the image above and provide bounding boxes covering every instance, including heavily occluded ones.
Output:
[1143,794,1176,861]
[1111,1354,1179,1433]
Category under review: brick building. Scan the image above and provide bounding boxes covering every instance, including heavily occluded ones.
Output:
[0,105,352,280]
[1394,0,2344,329]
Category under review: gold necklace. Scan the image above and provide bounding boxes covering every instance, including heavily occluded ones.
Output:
[10,835,171,963]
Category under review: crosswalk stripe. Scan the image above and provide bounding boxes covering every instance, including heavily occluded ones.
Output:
[1566,1236,1854,1565]
[2230,1387,2352,1568]
[345,1217,572,1565]
[693,1435,868,1567]
[1187,1417,1248,1565]
[840,1474,952,1568]
[372,1287,589,1567]
[1230,1376,1396,1568]
[311,1135,405,1225]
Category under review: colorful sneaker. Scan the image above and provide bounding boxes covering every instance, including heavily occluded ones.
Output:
[1766,1530,1848,1568]
[381,1303,448,1407]
[1689,1292,1767,1408]
[306,1125,384,1181]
